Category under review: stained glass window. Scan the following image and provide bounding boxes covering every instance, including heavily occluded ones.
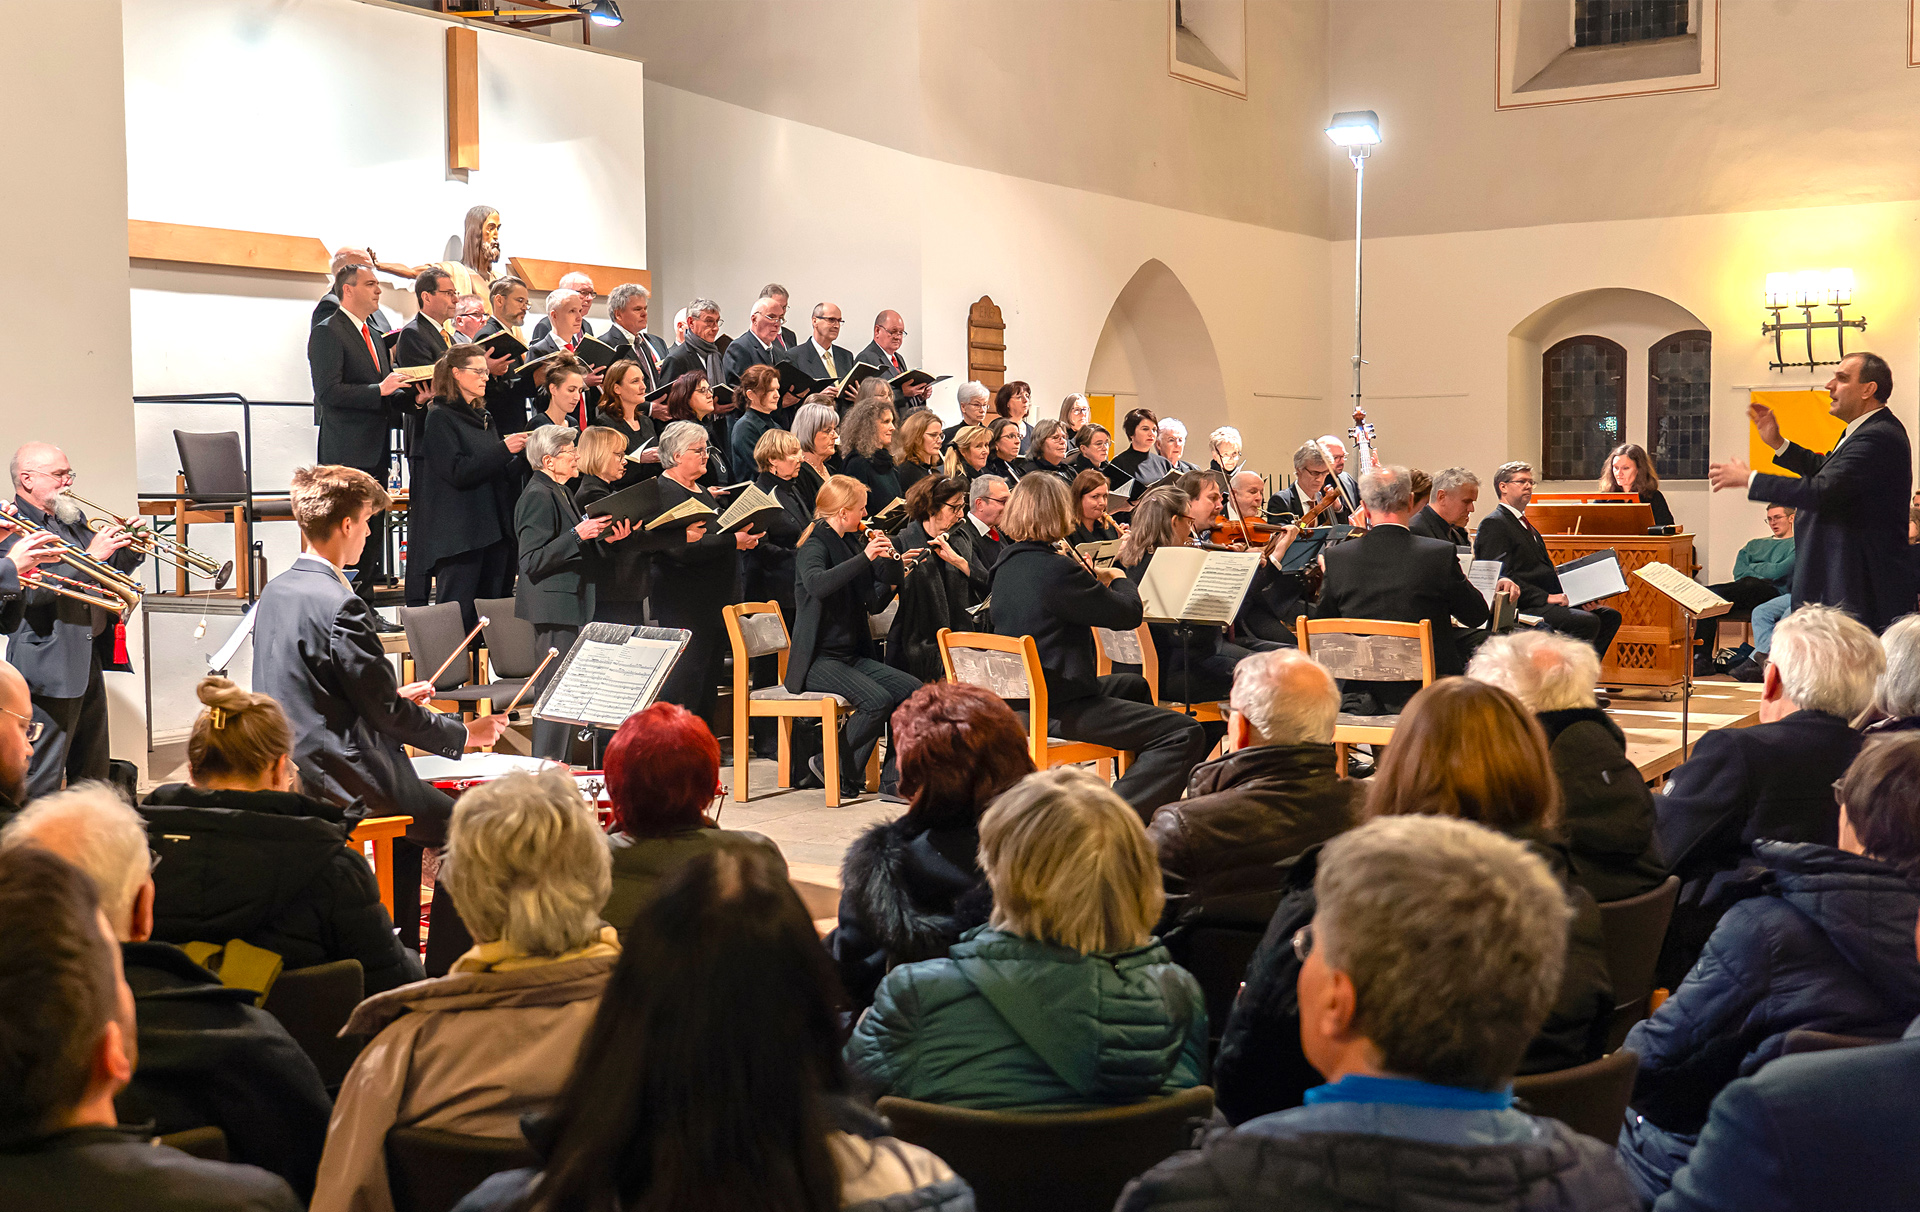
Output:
[1650,330,1712,480]
[1542,336,1626,481]
[1574,0,1689,47]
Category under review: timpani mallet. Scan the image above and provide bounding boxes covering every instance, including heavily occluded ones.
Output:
[423,616,490,689]
[488,646,560,752]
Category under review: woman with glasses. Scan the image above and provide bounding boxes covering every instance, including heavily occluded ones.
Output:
[661,372,728,484]
[792,398,842,514]
[412,344,529,637]
[652,421,762,725]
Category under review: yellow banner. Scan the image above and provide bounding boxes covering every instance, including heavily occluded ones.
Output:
[1087,394,1117,435]
[1748,389,1843,479]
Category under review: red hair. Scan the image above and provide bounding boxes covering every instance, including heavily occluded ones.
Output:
[893,683,1035,830]
[604,703,722,836]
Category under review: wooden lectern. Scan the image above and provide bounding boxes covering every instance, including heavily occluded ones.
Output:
[1525,502,1694,692]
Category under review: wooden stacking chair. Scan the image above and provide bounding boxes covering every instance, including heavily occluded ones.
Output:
[1094,621,1225,721]
[1295,616,1434,775]
[936,629,1119,780]
[1596,875,1680,1049]
[721,601,875,807]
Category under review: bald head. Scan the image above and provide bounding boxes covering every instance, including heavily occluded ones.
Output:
[557,272,595,300]
[10,442,71,512]
[1230,469,1265,519]
[873,309,905,354]
[0,661,29,807]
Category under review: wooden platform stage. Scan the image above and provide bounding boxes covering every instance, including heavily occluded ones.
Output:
[1612,677,1764,784]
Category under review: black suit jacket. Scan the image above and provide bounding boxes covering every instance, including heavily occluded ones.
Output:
[784,524,900,692]
[392,313,449,369]
[989,540,1144,702]
[601,324,670,391]
[1750,406,1915,632]
[474,317,533,432]
[660,339,723,387]
[785,340,858,384]
[1314,525,1489,676]
[1267,483,1352,525]
[858,340,909,377]
[308,310,400,470]
[514,475,597,626]
[965,519,1004,602]
[1473,505,1561,608]
[721,330,781,385]
[1408,503,1469,547]
[251,560,465,839]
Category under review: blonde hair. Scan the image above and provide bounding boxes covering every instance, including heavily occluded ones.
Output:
[799,474,868,547]
[1000,472,1074,543]
[576,426,628,481]
[441,768,613,955]
[188,677,291,784]
[754,428,803,471]
[289,465,391,541]
[980,768,1162,954]
[943,424,991,478]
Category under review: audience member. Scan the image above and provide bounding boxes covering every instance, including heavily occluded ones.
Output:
[0,845,302,1211]
[0,658,33,825]
[452,849,970,1212]
[846,767,1207,1109]
[1118,816,1637,1212]
[1654,604,1880,987]
[1617,731,1920,1204]
[598,704,786,935]
[1862,611,1920,733]
[0,784,330,1199]
[1469,632,1667,902]
[1697,504,1796,677]
[310,769,617,1212]
[139,676,422,993]
[1148,650,1358,938]
[1214,679,1612,1124]
[830,683,1034,1006]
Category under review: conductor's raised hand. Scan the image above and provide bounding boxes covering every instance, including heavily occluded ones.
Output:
[1748,401,1782,450]
[1707,458,1752,492]
[397,681,436,706]
[85,523,131,561]
[464,713,511,750]
[575,514,614,541]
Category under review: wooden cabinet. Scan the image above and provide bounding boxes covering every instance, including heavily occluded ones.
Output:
[1538,532,1696,691]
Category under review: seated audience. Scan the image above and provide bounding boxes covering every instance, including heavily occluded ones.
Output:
[830,683,1034,1006]
[1469,632,1667,902]
[846,767,1207,1109]
[1617,731,1920,1204]
[1696,503,1795,677]
[598,703,786,936]
[0,785,329,1200]
[1118,815,1637,1212]
[886,475,977,681]
[1654,604,1880,987]
[1148,650,1358,938]
[1861,612,1920,734]
[0,844,302,1212]
[892,407,943,494]
[454,849,970,1212]
[311,769,617,1212]
[1214,678,1613,1125]
[842,397,904,507]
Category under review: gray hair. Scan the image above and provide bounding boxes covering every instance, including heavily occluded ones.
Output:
[758,283,789,300]
[1230,649,1340,745]
[558,272,594,293]
[1292,441,1329,474]
[684,297,720,319]
[1209,426,1242,449]
[957,381,990,407]
[657,420,709,467]
[1315,814,1570,1090]
[1877,614,1920,718]
[1771,604,1883,718]
[792,403,839,455]
[523,425,577,469]
[440,768,611,955]
[969,473,1008,505]
[1432,466,1480,496]
[1467,630,1599,713]
[1157,418,1187,440]
[1230,469,1263,491]
[543,288,583,316]
[0,783,147,935]
[607,282,649,315]
[1358,465,1413,515]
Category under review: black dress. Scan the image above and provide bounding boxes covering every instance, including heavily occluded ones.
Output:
[895,458,935,495]
[1638,487,1676,528]
[594,407,658,487]
[573,474,647,626]
[1018,453,1076,483]
[796,456,841,514]
[983,455,1023,485]
[650,476,739,721]
[412,397,519,636]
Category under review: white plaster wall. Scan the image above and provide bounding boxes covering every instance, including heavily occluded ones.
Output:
[1,0,145,771]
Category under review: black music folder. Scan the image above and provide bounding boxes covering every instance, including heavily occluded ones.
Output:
[778,362,834,398]
[477,328,528,361]
[572,334,622,371]
[889,369,951,392]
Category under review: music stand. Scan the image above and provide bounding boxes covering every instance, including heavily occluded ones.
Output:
[1631,564,1731,760]
[535,623,692,762]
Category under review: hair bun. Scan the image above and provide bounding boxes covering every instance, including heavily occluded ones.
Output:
[196,675,258,715]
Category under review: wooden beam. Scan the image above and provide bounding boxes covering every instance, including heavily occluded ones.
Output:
[446,27,479,172]
[128,220,330,276]
[508,257,649,294]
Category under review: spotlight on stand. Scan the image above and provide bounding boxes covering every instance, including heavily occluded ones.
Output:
[582,0,622,26]
[1326,110,1381,431]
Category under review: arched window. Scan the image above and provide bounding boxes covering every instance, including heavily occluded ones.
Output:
[1542,335,1625,480]
[1649,329,1712,480]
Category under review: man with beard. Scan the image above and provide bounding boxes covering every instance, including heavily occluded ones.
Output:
[432,204,503,312]
[0,444,145,796]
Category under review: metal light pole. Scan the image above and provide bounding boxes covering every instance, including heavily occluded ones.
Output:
[1326,111,1381,426]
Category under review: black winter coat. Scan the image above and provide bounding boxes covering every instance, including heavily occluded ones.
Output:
[114,942,332,1200]
[142,783,424,996]
[828,817,992,1008]
[886,520,974,682]
[785,524,901,692]
[1536,708,1667,903]
[0,1126,300,1212]
[989,541,1144,702]
[514,474,597,626]
[1214,837,1613,1126]
[410,397,519,571]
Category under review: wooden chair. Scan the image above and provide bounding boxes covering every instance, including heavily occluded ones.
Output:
[878,1086,1214,1212]
[1094,622,1224,722]
[1596,875,1681,1050]
[261,959,366,1093]
[1511,1049,1639,1142]
[937,629,1119,779]
[721,601,876,807]
[385,1127,537,1212]
[1296,615,1434,775]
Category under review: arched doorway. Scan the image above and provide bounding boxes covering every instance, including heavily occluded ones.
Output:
[1086,260,1229,447]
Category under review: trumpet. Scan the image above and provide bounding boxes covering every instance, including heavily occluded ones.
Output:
[0,506,144,614]
[21,569,128,614]
[65,492,233,591]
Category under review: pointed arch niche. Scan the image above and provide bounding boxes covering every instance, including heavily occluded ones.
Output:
[1086,259,1229,444]
[1508,288,1710,483]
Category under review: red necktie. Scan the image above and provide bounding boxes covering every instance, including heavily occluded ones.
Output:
[988,527,1002,542]
[892,351,904,371]
[360,323,378,367]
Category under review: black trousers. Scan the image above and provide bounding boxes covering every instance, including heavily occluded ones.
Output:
[432,543,515,637]
[803,655,919,787]
[1538,603,1623,660]
[26,656,109,798]
[593,599,647,627]
[654,594,726,725]
[1051,674,1209,821]
[348,464,388,606]
[530,623,580,761]
[1694,577,1784,652]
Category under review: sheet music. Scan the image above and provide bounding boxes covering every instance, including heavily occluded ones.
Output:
[1634,561,1733,617]
[1180,551,1262,624]
[1466,560,1503,607]
[536,629,686,728]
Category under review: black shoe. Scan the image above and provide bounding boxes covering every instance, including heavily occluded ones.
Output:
[1694,655,1720,677]
[806,755,828,790]
[1728,656,1766,683]
[371,615,405,634]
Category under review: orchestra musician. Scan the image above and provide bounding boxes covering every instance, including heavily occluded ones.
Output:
[1109,409,1158,482]
[942,424,993,484]
[991,381,1035,454]
[1317,434,1362,500]
[1473,460,1622,659]
[1268,441,1354,525]
[893,410,944,496]
[886,475,977,682]
[1227,470,1266,523]
[984,418,1025,483]
[1068,471,1122,546]
[1019,419,1076,483]
[252,465,508,949]
[513,425,633,760]
[792,400,842,513]
[843,398,904,507]
[651,421,762,726]
[1176,470,1224,542]
[1409,466,1478,547]
[1598,442,1675,528]
[987,474,1208,818]
[786,474,917,797]
[412,345,529,638]
[0,444,143,797]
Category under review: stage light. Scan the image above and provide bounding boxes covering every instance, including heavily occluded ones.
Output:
[1324,110,1381,148]
[583,0,622,26]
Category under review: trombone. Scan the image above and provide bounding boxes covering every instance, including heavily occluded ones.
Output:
[64,492,234,591]
[0,506,145,614]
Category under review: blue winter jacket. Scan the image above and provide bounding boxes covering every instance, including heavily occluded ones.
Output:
[845,926,1208,1111]
[1617,841,1920,1202]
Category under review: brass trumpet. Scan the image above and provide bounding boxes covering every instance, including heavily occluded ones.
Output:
[0,506,144,614]
[64,492,233,590]
[21,569,128,614]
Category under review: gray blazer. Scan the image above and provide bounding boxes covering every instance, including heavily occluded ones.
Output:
[515,475,596,626]
[251,561,465,843]
[0,497,144,698]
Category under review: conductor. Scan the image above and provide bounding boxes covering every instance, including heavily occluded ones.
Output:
[1709,351,1914,633]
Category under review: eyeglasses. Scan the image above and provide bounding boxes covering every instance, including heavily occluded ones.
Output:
[425,288,457,298]
[454,365,490,379]
[0,704,43,744]
[25,468,74,483]
[1292,922,1315,964]
[881,327,907,338]
[148,848,163,874]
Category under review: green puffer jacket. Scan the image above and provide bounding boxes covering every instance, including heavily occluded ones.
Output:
[845,926,1208,1111]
